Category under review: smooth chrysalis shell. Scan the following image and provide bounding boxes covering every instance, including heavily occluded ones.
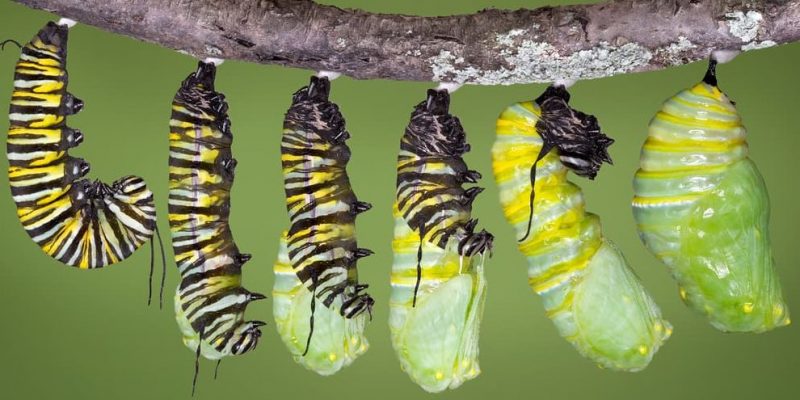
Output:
[633,67,790,333]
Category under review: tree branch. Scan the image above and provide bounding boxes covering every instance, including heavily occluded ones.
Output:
[12,0,800,85]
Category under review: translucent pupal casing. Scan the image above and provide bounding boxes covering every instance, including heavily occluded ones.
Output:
[492,101,671,371]
[389,206,487,393]
[633,81,790,333]
[273,233,369,375]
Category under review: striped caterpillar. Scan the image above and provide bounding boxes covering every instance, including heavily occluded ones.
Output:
[390,88,492,392]
[168,61,265,391]
[632,60,790,333]
[491,85,671,371]
[6,20,163,298]
[273,75,373,375]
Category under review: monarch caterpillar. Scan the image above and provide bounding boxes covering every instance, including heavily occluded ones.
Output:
[491,85,671,371]
[390,88,492,392]
[6,20,164,297]
[632,60,790,333]
[168,61,265,392]
[273,75,373,375]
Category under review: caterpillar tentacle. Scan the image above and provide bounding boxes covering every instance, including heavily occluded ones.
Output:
[6,21,158,273]
[274,75,373,375]
[632,60,790,333]
[169,61,265,366]
[492,87,670,371]
[390,88,492,393]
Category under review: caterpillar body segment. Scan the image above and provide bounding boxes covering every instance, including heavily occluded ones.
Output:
[275,75,373,375]
[390,88,492,392]
[491,88,671,371]
[169,61,265,362]
[632,63,790,333]
[7,21,157,269]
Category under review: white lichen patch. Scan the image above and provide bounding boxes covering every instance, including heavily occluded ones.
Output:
[495,28,529,47]
[726,11,763,42]
[741,40,776,51]
[204,44,223,56]
[429,39,652,85]
[335,38,348,49]
[655,36,697,65]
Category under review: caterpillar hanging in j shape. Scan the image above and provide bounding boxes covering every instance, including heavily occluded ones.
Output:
[273,74,374,376]
[6,20,164,295]
[491,85,671,371]
[168,61,265,393]
[632,59,790,333]
[390,87,492,393]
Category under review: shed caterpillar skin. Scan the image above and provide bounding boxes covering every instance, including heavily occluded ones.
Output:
[632,62,790,332]
[7,21,158,269]
[492,86,671,371]
[169,62,265,363]
[390,88,492,392]
[274,76,373,375]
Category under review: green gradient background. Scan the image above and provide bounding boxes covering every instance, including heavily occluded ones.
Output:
[0,1,797,399]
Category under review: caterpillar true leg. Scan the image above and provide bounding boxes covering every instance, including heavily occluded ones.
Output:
[390,87,492,393]
[633,58,790,333]
[6,21,162,289]
[169,61,265,392]
[274,74,373,375]
[492,84,670,371]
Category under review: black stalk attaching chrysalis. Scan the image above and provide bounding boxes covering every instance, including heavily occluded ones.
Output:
[703,58,718,87]
[518,85,614,242]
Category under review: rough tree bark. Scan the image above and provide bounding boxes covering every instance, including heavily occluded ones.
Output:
[11,0,800,85]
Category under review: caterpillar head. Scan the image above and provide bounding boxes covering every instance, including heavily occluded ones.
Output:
[535,85,614,179]
[228,320,266,356]
[286,76,349,144]
[402,89,469,157]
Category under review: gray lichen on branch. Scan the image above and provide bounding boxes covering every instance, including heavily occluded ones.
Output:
[12,0,800,85]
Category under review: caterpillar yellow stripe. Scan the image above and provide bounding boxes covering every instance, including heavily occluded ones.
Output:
[491,86,671,371]
[273,76,373,375]
[6,21,158,271]
[632,61,790,333]
[168,62,265,369]
[390,89,492,392]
